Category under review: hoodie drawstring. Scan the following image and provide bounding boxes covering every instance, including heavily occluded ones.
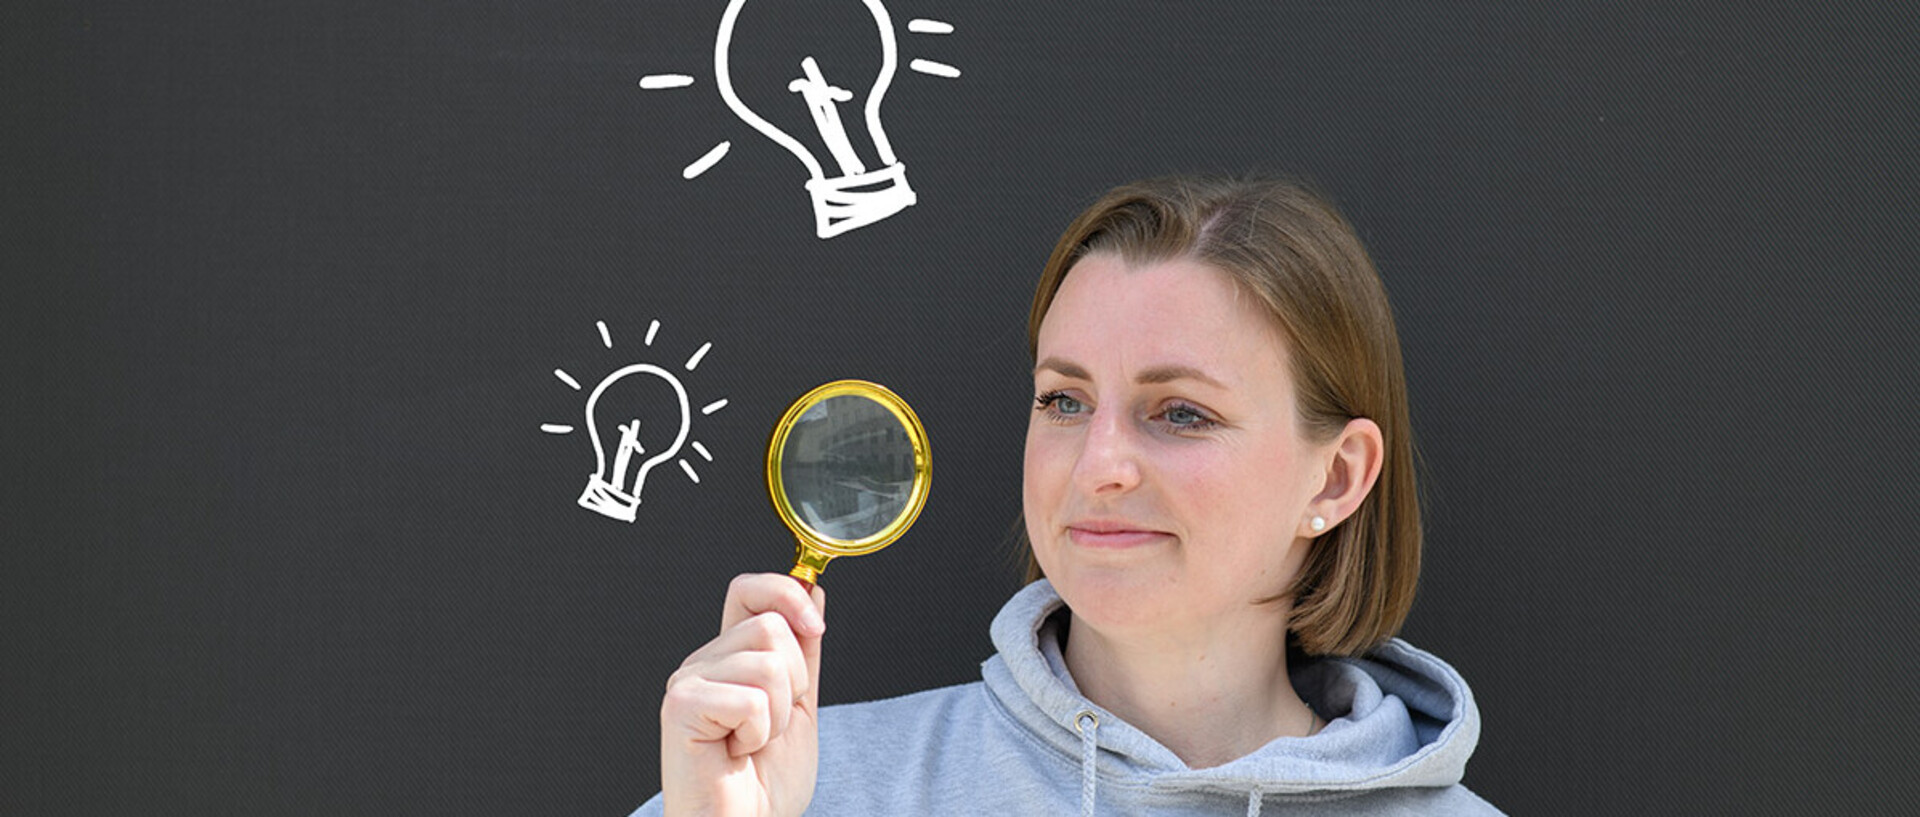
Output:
[1075,710,1099,817]
[1072,708,1267,817]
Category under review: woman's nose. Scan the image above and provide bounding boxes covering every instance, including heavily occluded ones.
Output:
[1072,412,1142,495]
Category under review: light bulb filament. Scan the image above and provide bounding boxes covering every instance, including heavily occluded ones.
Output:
[788,56,865,176]
[609,419,646,494]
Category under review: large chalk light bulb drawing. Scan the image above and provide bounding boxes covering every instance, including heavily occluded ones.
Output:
[718,0,910,238]
[543,320,731,523]
[638,3,962,239]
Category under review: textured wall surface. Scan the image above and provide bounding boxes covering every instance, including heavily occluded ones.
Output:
[7,2,1916,813]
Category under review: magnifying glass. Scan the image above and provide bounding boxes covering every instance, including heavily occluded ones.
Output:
[766,380,931,587]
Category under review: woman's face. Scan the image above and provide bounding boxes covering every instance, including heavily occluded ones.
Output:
[1024,254,1326,635]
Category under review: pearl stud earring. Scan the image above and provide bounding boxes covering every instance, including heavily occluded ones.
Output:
[1310,516,1327,532]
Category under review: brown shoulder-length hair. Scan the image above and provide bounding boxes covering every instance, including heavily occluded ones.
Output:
[1023,175,1421,657]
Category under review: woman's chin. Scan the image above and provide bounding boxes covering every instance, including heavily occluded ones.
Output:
[1046,564,1187,632]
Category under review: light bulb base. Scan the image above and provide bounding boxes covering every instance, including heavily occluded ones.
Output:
[578,475,640,523]
[806,162,917,239]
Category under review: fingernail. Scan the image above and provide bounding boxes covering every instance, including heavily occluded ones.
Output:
[802,606,826,635]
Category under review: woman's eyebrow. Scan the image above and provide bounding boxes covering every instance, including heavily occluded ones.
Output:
[1135,364,1227,390]
[1035,358,1226,390]
[1034,357,1091,380]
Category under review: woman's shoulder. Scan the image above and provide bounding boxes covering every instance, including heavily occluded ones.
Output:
[1396,782,1506,816]
[816,678,993,742]
[812,679,1060,814]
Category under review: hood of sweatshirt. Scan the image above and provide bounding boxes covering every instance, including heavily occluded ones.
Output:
[981,579,1483,811]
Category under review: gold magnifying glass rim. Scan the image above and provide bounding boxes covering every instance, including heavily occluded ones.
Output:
[766,379,931,558]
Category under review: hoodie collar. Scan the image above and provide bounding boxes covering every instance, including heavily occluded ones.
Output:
[981,579,1481,796]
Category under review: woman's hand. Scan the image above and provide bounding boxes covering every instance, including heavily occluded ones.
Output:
[660,573,827,817]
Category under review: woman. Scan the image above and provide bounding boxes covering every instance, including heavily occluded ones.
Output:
[636,176,1499,815]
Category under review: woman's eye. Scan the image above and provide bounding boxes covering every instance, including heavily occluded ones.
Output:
[1035,391,1086,416]
[1160,403,1217,429]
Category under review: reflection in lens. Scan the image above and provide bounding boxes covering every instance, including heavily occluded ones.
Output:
[781,395,916,541]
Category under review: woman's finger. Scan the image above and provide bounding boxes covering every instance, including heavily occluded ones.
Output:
[661,674,772,756]
[693,647,796,741]
[721,573,826,638]
[681,611,813,703]
[800,582,825,704]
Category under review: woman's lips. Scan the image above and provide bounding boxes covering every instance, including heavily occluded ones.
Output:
[1066,523,1171,549]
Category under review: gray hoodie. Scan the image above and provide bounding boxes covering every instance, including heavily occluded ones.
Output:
[633,580,1500,815]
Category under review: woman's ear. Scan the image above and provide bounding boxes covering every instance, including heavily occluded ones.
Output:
[1308,418,1384,531]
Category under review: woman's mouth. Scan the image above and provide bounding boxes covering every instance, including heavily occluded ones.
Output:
[1066,520,1171,549]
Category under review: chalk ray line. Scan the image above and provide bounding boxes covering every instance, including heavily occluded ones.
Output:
[554,369,582,390]
[909,59,960,78]
[683,141,731,180]
[639,74,695,89]
[684,342,712,371]
[646,320,661,346]
[907,19,953,34]
[692,441,713,461]
[541,424,574,434]
[701,398,729,415]
[596,320,612,349]
[678,459,701,483]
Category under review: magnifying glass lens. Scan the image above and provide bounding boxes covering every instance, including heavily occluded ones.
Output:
[780,395,916,541]
[767,381,930,585]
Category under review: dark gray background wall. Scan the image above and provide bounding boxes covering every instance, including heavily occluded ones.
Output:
[6,2,1916,814]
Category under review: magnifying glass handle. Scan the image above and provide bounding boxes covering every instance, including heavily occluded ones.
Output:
[790,547,830,588]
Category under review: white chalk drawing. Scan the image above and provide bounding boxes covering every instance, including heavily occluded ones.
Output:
[638,74,695,89]
[638,3,962,239]
[543,320,729,523]
[683,141,732,180]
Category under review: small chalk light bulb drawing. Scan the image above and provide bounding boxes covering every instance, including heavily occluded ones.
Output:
[542,320,730,523]
[637,2,962,239]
